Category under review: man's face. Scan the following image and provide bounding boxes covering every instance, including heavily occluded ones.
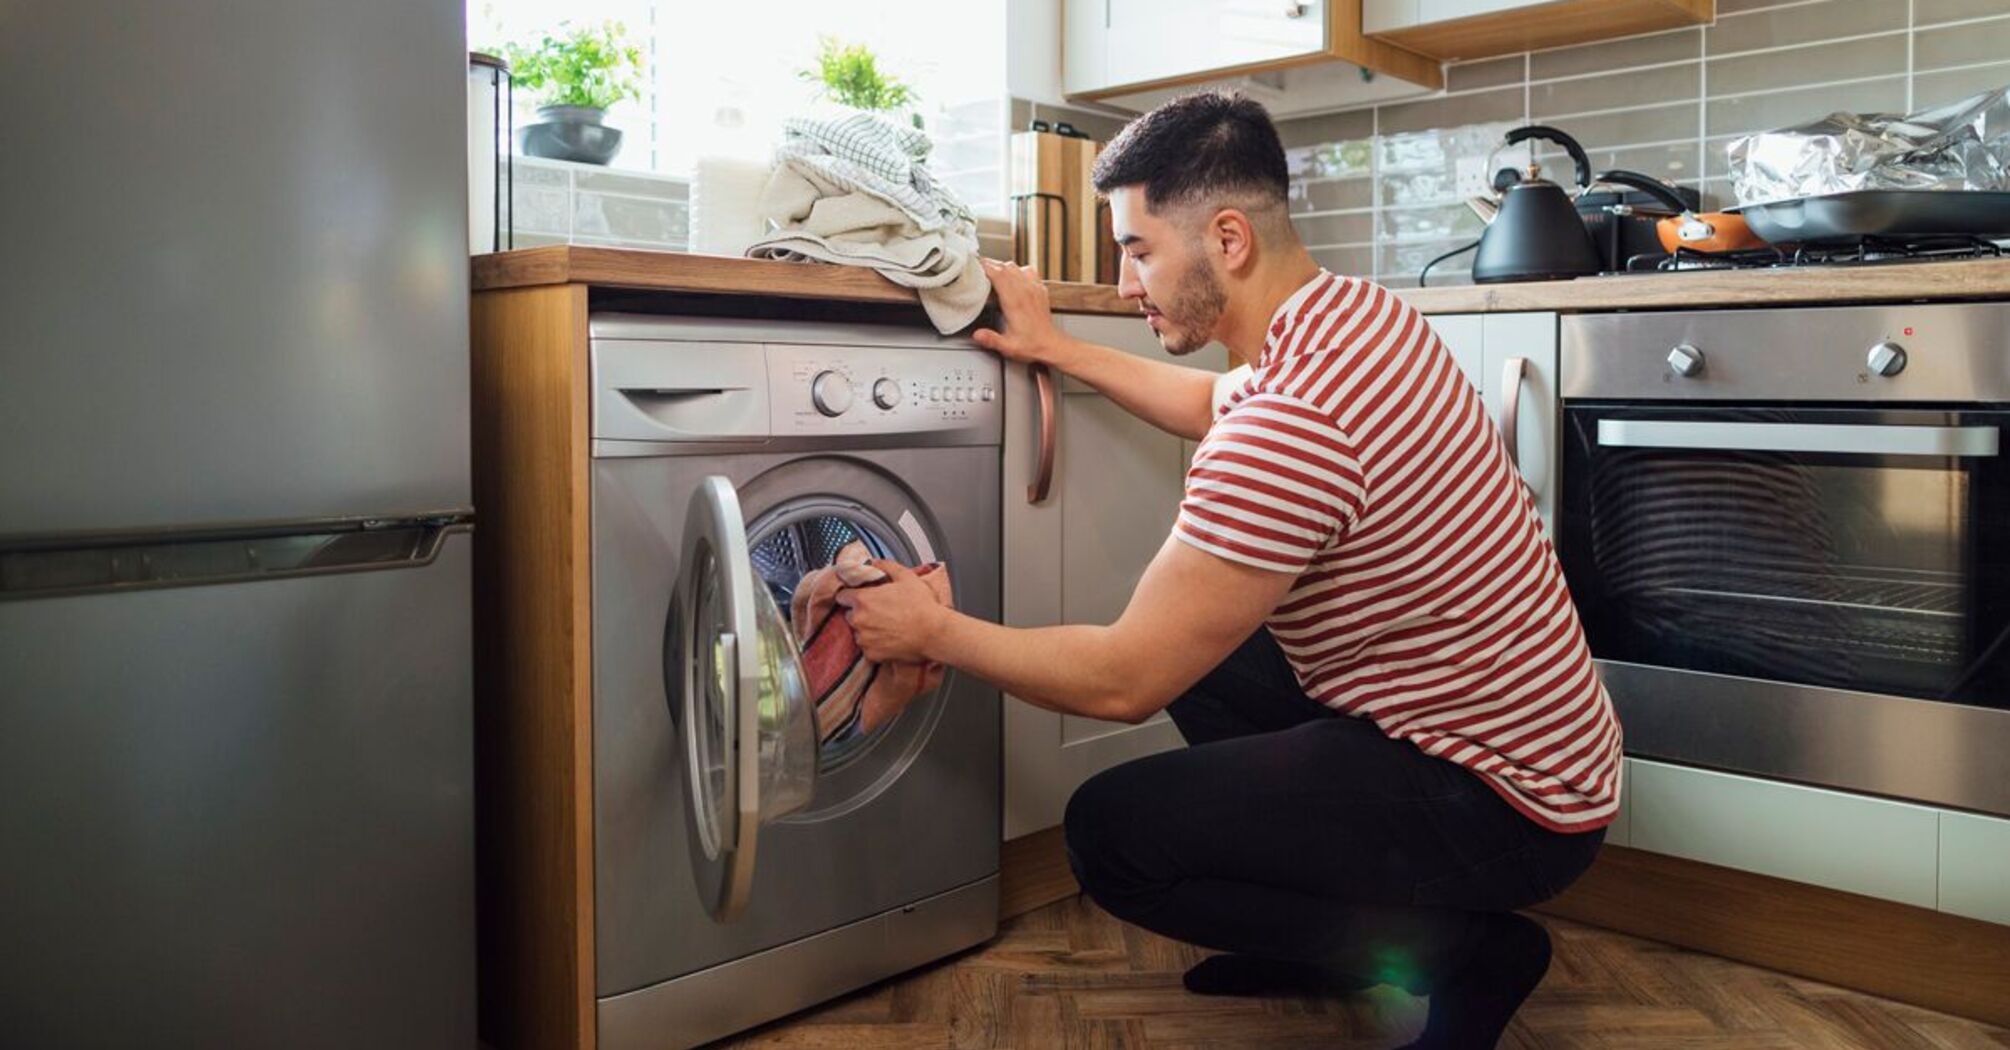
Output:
[1108,186,1226,357]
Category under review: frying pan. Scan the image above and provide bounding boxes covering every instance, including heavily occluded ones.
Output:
[1594,169,1766,253]
[1730,189,2010,244]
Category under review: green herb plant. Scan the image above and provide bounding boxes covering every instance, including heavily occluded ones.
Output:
[503,21,645,112]
[800,37,921,125]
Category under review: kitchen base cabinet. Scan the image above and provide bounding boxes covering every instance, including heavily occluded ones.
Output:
[1942,811,2010,927]
[1426,311,1559,533]
[1001,313,1204,840]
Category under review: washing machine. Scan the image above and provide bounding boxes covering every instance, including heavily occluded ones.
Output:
[587,314,1003,1049]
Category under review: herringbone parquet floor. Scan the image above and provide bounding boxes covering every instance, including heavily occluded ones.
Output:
[710,894,2010,1050]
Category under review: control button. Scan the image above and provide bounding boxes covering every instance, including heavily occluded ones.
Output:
[928,386,941,401]
[981,386,995,401]
[811,371,854,417]
[1867,341,1908,377]
[1666,343,1704,378]
[872,377,902,409]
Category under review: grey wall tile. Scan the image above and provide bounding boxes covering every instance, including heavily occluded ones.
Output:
[1447,56,1526,93]
[1530,62,1700,120]
[1540,142,1702,183]
[575,168,689,201]
[1378,87,1524,135]
[1310,245,1376,278]
[1536,102,1699,150]
[1380,237,1476,284]
[1914,61,2010,109]
[1277,108,1376,148]
[575,192,689,245]
[1716,0,1808,10]
[1705,0,1907,57]
[1707,33,1908,97]
[1706,76,1908,137]
[1378,203,1485,243]
[1530,28,1699,81]
[1914,16,2010,70]
[1702,134,1743,178]
[1914,0,2010,26]
[1291,177,1376,213]
[1294,212,1375,246]
[1288,139,1375,178]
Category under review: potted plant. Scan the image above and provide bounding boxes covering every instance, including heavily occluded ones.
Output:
[799,37,922,128]
[504,21,644,165]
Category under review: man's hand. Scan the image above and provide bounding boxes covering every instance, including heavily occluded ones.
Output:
[833,561,951,665]
[972,257,1075,366]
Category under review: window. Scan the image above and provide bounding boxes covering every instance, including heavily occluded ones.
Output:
[470,0,1006,215]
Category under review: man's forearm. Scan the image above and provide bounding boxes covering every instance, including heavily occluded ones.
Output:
[924,609,1157,723]
[1049,338,1218,441]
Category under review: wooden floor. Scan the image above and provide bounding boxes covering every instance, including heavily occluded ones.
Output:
[709,894,2010,1050]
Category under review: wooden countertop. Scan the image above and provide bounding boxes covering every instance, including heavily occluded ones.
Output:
[471,245,2010,316]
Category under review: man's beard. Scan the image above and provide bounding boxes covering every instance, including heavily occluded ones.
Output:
[1148,259,1227,356]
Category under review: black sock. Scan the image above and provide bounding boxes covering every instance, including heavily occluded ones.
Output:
[1182,954,1378,998]
[1399,912,1552,1050]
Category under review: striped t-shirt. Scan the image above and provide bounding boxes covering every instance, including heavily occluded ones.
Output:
[1175,270,1621,832]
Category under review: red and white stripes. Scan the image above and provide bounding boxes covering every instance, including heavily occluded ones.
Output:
[1174,271,1622,832]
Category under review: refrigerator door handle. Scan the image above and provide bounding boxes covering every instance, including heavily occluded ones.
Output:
[0,513,473,601]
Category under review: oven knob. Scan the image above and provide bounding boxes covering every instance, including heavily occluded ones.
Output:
[872,377,902,409]
[1666,343,1705,378]
[1868,341,1908,377]
[811,371,853,416]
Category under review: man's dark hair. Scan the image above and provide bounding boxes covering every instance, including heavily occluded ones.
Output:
[1090,90,1290,213]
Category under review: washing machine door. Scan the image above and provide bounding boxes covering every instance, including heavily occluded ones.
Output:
[673,476,818,923]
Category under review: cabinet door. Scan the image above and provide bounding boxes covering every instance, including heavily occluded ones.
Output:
[1002,314,1199,838]
[1481,312,1558,534]
[1062,0,1111,98]
[1104,0,1327,92]
[1430,313,1485,395]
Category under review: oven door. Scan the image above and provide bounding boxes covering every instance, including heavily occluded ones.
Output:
[1560,404,2010,813]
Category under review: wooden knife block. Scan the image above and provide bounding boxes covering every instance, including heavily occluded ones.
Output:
[1009,130,1120,285]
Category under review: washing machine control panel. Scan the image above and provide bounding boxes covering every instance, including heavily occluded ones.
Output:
[769,344,1002,439]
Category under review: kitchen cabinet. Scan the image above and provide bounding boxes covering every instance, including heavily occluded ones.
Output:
[1064,0,1443,110]
[1427,312,1558,534]
[1626,759,1943,909]
[1941,811,2010,927]
[1364,0,1712,62]
[1002,313,1203,838]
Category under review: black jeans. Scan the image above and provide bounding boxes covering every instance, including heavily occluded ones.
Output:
[1063,629,1605,991]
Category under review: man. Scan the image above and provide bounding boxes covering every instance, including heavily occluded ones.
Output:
[836,91,1620,1050]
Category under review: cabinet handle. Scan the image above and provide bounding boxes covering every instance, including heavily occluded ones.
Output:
[1498,356,1527,471]
[1284,0,1307,16]
[1028,363,1058,504]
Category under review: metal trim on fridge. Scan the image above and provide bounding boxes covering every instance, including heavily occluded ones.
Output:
[1599,659,2010,817]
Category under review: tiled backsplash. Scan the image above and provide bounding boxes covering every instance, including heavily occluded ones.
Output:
[510,156,691,252]
[1277,0,2010,286]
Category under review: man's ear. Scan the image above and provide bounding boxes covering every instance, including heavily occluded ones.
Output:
[1210,208,1258,275]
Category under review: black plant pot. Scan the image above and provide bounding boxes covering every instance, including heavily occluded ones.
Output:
[517,104,624,165]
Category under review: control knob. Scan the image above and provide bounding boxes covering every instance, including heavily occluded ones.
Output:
[872,377,902,409]
[1867,341,1908,377]
[811,371,853,416]
[1666,343,1704,378]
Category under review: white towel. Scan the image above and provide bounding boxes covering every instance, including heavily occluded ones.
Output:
[748,108,988,333]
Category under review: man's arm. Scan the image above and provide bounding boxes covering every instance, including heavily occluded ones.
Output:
[837,532,1297,723]
[973,259,1219,442]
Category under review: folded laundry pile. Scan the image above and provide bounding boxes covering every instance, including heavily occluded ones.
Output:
[788,541,952,744]
[746,108,989,334]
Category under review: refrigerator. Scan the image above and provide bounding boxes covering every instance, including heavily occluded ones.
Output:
[0,2,475,1047]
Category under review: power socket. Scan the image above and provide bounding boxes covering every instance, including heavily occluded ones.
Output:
[1455,156,1491,200]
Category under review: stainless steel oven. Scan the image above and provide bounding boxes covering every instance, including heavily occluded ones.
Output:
[1560,303,2010,816]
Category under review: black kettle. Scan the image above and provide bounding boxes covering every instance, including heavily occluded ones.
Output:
[1469,125,1603,284]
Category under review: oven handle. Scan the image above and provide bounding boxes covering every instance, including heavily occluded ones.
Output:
[1596,420,2000,457]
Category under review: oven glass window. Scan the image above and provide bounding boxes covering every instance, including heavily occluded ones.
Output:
[1560,406,2010,709]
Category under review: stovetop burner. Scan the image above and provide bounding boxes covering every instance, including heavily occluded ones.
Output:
[1624,235,2006,273]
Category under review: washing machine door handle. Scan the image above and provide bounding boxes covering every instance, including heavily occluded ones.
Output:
[675,475,817,923]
